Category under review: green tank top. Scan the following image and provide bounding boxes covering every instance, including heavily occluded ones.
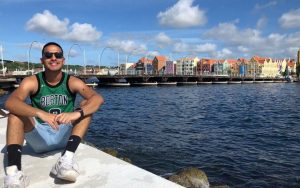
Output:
[30,72,76,123]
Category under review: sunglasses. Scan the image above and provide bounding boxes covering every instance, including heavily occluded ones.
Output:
[43,52,64,59]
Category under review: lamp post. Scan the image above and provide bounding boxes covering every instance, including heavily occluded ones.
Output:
[99,47,111,75]
[99,47,120,75]
[67,44,85,74]
[28,41,38,75]
[0,44,4,76]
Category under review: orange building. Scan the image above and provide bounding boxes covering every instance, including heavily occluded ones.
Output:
[152,56,167,75]
[197,58,217,74]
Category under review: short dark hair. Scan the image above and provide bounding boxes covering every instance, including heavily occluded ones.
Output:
[42,42,64,55]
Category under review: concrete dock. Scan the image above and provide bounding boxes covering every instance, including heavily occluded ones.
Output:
[0,117,183,188]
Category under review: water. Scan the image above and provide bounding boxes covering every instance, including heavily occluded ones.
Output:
[1,83,300,187]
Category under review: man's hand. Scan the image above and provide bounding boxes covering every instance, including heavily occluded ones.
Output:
[36,111,59,130]
[55,112,81,125]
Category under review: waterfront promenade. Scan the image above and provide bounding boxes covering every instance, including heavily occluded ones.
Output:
[0,116,183,188]
[0,73,291,89]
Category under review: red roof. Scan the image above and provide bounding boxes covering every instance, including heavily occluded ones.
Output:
[252,56,268,64]
[139,57,152,64]
[155,56,167,62]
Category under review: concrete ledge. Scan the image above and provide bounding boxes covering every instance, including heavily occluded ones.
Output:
[0,117,183,188]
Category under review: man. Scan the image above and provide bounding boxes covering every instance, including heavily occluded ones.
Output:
[4,42,104,188]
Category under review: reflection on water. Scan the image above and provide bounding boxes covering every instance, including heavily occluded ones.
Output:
[1,83,300,187]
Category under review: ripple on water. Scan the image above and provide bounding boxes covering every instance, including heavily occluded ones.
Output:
[31,84,300,187]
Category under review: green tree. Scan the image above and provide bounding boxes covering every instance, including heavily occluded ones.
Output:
[296,63,300,78]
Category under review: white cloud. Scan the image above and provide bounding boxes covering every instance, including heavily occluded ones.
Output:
[254,1,277,10]
[26,10,102,44]
[215,48,232,59]
[173,42,190,53]
[204,21,300,58]
[157,0,207,28]
[68,48,79,58]
[205,22,264,47]
[147,51,160,57]
[26,10,69,36]
[64,23,101,43]
[195,43,216,53]
[155,32,173,47]
[256,16,268,29]
[237,46,249,53]
[106,39,147,55]
[279,8,300,28]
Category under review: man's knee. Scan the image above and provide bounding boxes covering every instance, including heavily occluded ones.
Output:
[7,113,34,132]
[7,113,22,125]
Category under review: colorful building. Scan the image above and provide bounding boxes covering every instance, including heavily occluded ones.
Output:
[176,57,199,75]
[197,58,216,75]
[152,56,167,75]
[165,60,176,75]
[119,63,134,75]
[136,57,152,75]
[260,58,279,77]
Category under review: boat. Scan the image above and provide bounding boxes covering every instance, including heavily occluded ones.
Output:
[86,82,98,88]
[158,82,177,86]
[253,80,264,83]
[131,82,158,86]
[242,81,253,84]
[212,81,228,84]
[228,81,242,84]
[100,82,130,87]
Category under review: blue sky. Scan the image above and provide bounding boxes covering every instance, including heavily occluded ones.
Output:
[0,0,300,67]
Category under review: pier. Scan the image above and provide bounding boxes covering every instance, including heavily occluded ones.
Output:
[0,74,290,89]
[0,116,183,188]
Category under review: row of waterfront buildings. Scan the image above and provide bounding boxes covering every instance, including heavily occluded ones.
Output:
[111,56,296,78]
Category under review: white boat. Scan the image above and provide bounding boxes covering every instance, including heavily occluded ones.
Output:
[100,82,130,87]
[86,83,98,88]
[242,81,253,84]
[212,81,228,84]
[228,81,242,84]
[158,82,177,86]
[253,80,264,83]
[132,82,158,86]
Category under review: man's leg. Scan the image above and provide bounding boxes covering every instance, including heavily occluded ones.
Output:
[64,100,91,155]
[6,113,34,170]
[5,113,33,187]
[51,100,92,182]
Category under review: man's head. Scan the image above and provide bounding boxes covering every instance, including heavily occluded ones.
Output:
[42,42,64,55]
[41,42,65,72]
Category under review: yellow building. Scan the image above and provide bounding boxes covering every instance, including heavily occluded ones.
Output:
[261,58,279,77]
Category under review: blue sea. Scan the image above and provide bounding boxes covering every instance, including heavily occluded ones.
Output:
[1,83,300,187]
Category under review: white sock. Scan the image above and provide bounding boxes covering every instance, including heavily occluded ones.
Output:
[63,150,74,160]
[6,165,18,175]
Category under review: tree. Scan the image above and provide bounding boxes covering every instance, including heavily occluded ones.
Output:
[296,63,300,78]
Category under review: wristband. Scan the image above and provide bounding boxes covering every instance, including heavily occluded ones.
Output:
[75,107,84,119]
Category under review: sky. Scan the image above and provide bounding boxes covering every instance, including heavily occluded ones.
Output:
[0,0,300,67]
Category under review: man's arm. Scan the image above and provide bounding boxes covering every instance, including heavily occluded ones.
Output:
[55,76,104,124]
[70,76,104,116]
[5,76,39,116]
[5,76,59,129]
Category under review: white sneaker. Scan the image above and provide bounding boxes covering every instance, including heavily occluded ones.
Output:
[4,165,29,188]
[51,151,79,182]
